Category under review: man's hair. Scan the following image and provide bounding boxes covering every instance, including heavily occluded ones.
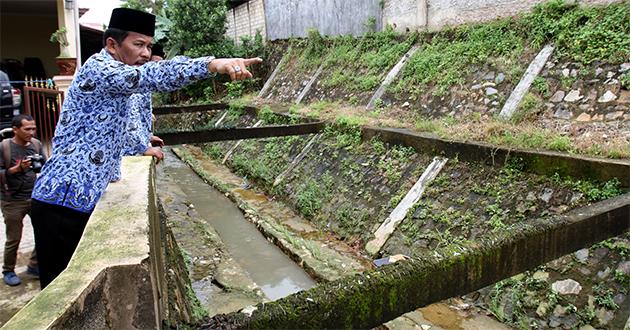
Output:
[102,28,129,47]
[12,114,34,128]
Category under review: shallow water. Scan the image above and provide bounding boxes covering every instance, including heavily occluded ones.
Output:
[161,150,315,300]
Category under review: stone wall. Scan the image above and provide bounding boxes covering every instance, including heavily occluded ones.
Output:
[227,0,625,41]
[384,0,626,32]
[226,0,266,43]
[228,0,629,40]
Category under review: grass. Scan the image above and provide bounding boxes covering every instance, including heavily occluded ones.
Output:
[390,0,629,97]
[318,29,416,92]
[411,114,630,159]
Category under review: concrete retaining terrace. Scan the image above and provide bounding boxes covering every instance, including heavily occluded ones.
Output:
[2,157,166,330]
[153,103,630,188]
[362,127,630,188]
[159,122,326,145]
[201,192,630,329]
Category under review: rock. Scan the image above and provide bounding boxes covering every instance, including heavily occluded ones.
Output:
[613,293,625,305]
[579,325,597,330]
[564,90,583,102]
[550,90,565,103]
[485,87,498,96]
[607,71,615,78]
[533,271,549,281]
[570,192,583,203]
[597,91,617,103]
[570,69,578,77]
[620,63,630,72]
[595,68,603,76]
[402,101,410,108]
[592,114,604,121]
[575,248,589,263]
[578,104,591,111]
[526,192,537,201]
[483,71,496,80]
[540,188,554,203]
[548,317,562,328]
[605,78,619,85]
[576,113,591,122]
[551,279,582,295]
[596,308,614,326]
[553,106,573,120]
[562,68,571,77]
[536,302,550,317]
[616,261,630,275]
[562,315,579,329]
[605,111,624,121]
[495,73,506,84]
[618,90,630,104]
[471,84,482,90]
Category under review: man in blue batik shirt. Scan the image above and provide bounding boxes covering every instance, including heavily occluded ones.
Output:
[31,8,262,288]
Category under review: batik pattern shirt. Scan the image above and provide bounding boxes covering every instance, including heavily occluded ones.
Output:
[123,93,152,156]
[32,49,213,213]
[110,92,153,181]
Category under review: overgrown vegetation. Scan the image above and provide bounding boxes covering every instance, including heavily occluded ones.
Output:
[392,0,629,96]
[319,28,416,92]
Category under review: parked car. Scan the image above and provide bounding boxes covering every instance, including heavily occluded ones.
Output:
[0,70,21,130]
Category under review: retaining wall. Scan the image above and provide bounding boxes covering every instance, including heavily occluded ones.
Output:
[2,157,196,329]
[384,0,626,32]
[227,0,626,41]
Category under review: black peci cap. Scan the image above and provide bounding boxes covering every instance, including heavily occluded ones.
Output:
[108,8,155,37]
[152,43,164,58]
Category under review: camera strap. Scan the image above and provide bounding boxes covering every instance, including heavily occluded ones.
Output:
[1,139,12,196]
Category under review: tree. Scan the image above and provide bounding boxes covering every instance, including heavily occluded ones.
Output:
[166,0,232,57]
[121,0,165,15]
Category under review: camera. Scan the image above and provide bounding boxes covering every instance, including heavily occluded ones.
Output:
[26,154,45,173]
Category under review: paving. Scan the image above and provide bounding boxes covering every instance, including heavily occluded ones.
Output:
[0,214,40,326]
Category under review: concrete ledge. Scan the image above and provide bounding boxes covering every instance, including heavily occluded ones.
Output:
[159,122,326,145]
[202,193,630,329]
[153,103,258,116]
[3,157,164,330]
[362,127,630,188]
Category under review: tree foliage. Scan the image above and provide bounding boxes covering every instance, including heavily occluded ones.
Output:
[121,0,165,15]
[166,0,231,57]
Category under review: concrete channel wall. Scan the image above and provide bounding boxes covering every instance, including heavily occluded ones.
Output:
[2,157,175,329]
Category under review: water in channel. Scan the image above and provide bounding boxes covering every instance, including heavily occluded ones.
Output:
[161,150,316,300]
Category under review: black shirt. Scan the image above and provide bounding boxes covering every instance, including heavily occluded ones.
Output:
[0,140,45,201]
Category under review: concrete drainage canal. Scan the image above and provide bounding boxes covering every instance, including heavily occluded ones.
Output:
[158,149,316,309]
[151,104,629,329]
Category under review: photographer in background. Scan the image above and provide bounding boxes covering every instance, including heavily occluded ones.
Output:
[0,114,44,286]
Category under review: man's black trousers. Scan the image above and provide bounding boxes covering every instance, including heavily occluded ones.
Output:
[31,199,91,289]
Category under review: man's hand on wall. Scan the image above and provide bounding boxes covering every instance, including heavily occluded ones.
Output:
[144,147,164,164]
[150,135,164,148]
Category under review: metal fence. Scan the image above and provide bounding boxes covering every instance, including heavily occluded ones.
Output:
[23,77,63,155]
